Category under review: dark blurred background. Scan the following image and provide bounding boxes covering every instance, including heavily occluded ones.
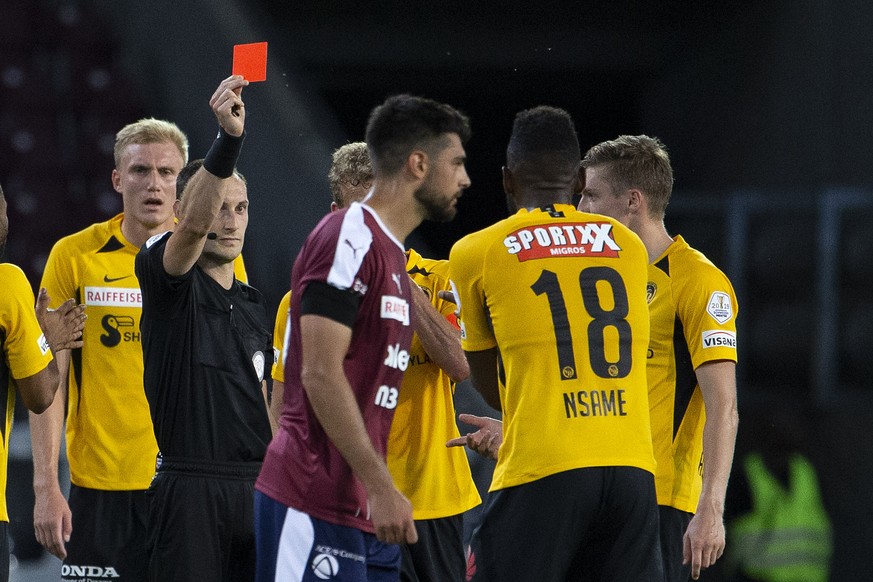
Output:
[2,0,871,579]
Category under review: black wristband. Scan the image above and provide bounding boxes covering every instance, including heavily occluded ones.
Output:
[203,127,245,178]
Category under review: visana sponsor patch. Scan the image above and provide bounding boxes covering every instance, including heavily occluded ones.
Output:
[702,330,737,349]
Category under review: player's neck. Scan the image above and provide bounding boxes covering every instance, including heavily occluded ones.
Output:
[634,219,673,263]
[366,184,421,244]
[120,215,174,249]
[198,258,236,290]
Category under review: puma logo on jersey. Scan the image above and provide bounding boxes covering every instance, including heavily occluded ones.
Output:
[344,238,364,259]
[504,222,621,262]
[391,273,403,294]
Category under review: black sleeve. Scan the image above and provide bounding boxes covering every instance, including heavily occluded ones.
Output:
[299,280,361,328]
[135,231,190,311]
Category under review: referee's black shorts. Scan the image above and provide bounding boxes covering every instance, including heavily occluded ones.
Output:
[146,457,260,582]
[469,466,664,582]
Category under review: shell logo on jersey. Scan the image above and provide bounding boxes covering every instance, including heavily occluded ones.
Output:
[702,330,737,349]
[706,291,733,324]
[504,222,621,262]
[85,287,142,307]
[380,295,410,325]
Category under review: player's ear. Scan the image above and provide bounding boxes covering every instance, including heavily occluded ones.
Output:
[173,199,181,217]
[406,150,428,180]
[111,169,122,193]
[628,189,643,213]
[502,166,514,196]
[573,163,585,195]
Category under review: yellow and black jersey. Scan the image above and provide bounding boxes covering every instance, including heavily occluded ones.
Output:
[1,263,53,520]
[270,251,481,518]
[647,235,738,512]
[449,204,655,491]
[41,214,249,490]
[272,291,291,383]
[386,249,480,519]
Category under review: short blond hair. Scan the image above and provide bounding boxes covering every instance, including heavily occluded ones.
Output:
[327,142,373,207]
[114,118,189,168]
[581,135,674,219]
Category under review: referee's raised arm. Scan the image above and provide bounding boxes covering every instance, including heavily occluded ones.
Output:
[163,75,248,278]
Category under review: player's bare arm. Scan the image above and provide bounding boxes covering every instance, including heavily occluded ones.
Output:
[299,313,417,545]
[164,75,248,277]
[465,347,501,411]
[30,348,73,560]
[683,360,739,580]
[410,283,469,382]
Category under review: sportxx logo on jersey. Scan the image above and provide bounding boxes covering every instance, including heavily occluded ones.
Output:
[702,330,737,349]
[85,286,142,307]
[504,222,621,262]
[381,295,409,325]
[706,291,733,324]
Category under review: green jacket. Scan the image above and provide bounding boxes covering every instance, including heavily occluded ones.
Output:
[728,453,832,582]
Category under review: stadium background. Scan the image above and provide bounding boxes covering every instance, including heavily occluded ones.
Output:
[2,0,871,579]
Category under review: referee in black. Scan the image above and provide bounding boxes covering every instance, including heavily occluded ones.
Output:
[135,75,272,582]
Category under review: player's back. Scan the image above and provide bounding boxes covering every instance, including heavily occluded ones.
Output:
[450,203,655,491]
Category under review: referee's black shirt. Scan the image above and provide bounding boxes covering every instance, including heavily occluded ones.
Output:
[136,232,272,463]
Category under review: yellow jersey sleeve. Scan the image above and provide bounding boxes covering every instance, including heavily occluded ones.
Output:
[1,264,53,379]
[272,291,291,383]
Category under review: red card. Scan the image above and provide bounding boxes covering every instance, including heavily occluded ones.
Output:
[232,42,268,82]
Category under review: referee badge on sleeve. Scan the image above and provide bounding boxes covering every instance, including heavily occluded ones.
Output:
[252,351,265,381]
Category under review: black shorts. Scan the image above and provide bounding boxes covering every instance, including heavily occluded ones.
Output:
[147,458,260,582]
[469,466,663,582]
[64,485,149,582]
[659,505,694,582]
[400,513,465,582]
[0,521,8,582]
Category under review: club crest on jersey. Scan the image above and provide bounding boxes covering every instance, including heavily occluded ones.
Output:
[706,292,733,324]
[381,295,410,325]
[646,282,657,304]
[504,222,621,262]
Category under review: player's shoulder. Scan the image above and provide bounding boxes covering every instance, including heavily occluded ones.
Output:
[51,215,118,254]
[667,235,732,283]
[0,263,29,290]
